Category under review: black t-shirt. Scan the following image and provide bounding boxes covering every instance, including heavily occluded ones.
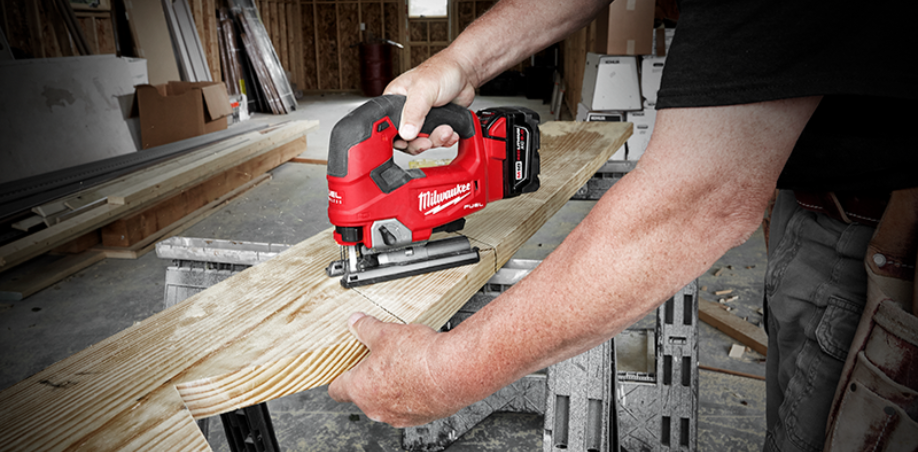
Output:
[655,0,918,191]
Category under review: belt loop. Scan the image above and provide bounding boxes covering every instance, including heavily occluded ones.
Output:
[829,192,853,224]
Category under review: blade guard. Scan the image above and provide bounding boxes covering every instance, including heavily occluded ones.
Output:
[326,95,492,249]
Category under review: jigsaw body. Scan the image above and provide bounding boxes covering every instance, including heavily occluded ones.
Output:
[325,95,540,288]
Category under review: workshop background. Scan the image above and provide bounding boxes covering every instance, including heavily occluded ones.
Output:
[0,0,769,450]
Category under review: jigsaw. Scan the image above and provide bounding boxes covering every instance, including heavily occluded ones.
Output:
[325,95,541,288]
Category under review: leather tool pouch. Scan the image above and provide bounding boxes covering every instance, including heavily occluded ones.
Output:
[823,188,918,451]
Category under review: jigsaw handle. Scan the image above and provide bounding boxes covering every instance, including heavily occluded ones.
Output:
[327,95,477,178]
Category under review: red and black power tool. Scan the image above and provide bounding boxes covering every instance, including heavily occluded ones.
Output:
[325,95,540,288]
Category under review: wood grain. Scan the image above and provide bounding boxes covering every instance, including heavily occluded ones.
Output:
[0,121,630,451]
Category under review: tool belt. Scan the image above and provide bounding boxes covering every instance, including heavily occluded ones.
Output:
[794,191,890,227]
[822,188,918,451]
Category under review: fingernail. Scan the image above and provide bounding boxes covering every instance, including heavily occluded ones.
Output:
[347,312,366,333]
[400,124,418,140]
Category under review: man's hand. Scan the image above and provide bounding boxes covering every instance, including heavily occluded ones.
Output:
[384,50,478,155]
[328,312,463,427]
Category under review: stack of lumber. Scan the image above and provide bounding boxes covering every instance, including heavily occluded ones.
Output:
[0,121,631,450]
[0,120,318,300]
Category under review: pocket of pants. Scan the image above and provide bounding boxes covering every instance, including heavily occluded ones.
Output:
[815,296,864,362]
[824,352,918,452]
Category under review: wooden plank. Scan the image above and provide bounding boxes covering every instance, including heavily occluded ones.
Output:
[699,297,768,356]
[61,133,257,211]
[0,121,317,272]
[124,0,182,84]
[289,157,326,165]
[101,137,305,248]
[0,121,630,451]
[96,173,272,259]
[204,0,220,82]
[11,215,45,232]
[106,123,311,205]
[0,250,105,301]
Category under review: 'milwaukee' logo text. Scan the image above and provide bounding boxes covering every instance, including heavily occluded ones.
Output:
[419,183,472,215]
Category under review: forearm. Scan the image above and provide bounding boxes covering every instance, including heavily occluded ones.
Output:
[427,99,821,401]
[445,0,610,87]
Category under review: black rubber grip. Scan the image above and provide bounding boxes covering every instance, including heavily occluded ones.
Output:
[327,95,476,177]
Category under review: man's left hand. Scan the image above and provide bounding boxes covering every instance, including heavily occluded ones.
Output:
[328,312,460,427]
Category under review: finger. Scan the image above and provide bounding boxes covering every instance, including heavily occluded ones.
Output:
[428,125,456,148]
[405,137,434,155]
[400,89,437,141]
[445,132,460,148]
[347,312,388,348]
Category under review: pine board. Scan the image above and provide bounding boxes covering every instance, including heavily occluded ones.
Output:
[699,297,768,356]
[0,121,630,451]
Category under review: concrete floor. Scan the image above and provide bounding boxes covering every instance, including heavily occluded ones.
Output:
[0,94,767,451]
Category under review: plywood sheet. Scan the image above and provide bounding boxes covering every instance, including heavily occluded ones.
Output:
[429,19,448,43]
[125,0,181,84]
[0,121,631,451]
[338,2,360,90]
[301,1,317,89]
[362,1,382,42]
[316,2,338,90]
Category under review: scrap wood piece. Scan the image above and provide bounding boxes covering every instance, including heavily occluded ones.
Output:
[0,121,630,451]
[699,297,768,356]
[0,121,316,272]
[698,364,766,381]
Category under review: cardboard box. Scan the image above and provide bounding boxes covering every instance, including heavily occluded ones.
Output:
[581,53,642,111]
[594,0,655,56]
[576,103,627,160]
[134,81,232,149]
[640,56,666,104]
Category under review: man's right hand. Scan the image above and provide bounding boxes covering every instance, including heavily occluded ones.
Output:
[383,49,479,155]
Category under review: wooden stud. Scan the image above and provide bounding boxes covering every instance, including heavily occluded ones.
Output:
[293,0,304,89]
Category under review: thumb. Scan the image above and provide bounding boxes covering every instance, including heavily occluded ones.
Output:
[346,312,384,349]
[399,90,436,141]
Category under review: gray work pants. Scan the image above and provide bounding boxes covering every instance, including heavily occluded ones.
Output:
[763,190,875,452]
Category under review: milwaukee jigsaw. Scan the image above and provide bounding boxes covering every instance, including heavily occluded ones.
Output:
[325,95,540,288]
